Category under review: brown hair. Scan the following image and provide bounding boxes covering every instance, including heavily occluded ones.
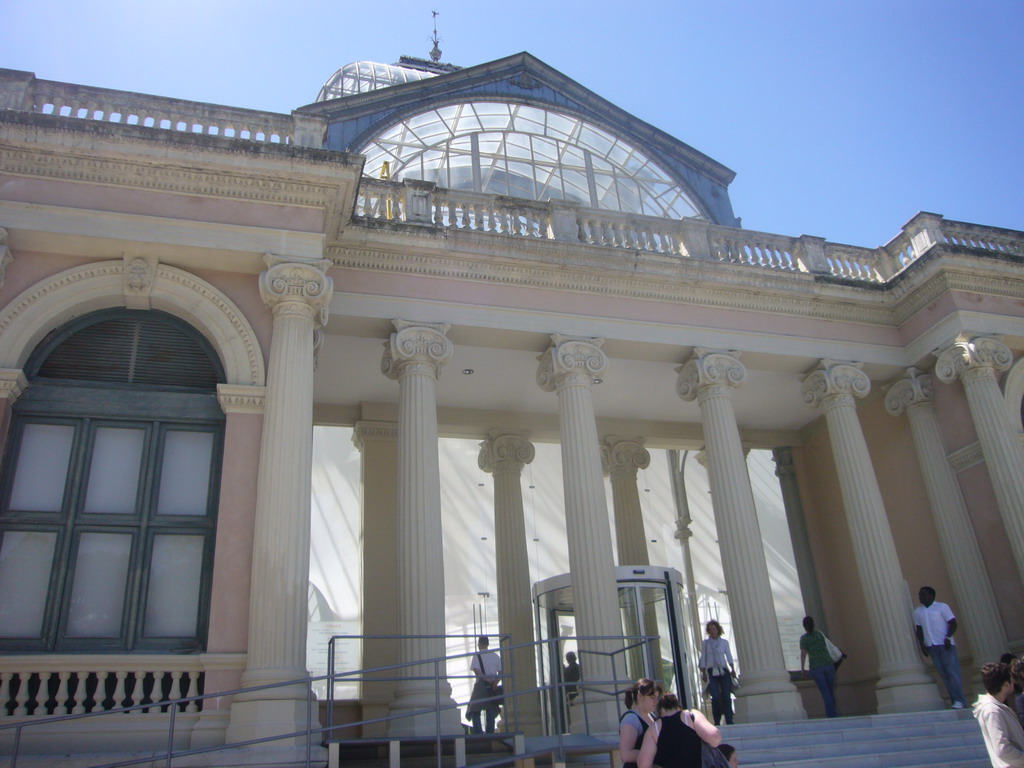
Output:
[982,662,1012,696]
[624,678,661,709]
[657,692,681,713]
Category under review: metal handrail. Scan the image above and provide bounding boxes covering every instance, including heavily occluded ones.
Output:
[1,633,660,768]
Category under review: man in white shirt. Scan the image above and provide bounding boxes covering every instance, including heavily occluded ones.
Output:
[468,635,503,733]
[974,662,1024,767]
[914,586,967,709]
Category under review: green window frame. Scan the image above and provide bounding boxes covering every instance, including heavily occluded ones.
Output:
[0,309,224,653]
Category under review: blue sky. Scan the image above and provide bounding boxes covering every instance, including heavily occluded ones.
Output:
[3,0,1022,247]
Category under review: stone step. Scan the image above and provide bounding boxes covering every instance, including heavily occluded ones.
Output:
[718,709,988,768]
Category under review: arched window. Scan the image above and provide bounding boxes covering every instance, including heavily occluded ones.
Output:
[358,102,702,219]
[0,309,224,653]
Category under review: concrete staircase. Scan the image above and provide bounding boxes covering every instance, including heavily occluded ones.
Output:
[718,709,988,768]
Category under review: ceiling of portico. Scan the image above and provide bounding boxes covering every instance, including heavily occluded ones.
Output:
[314,309,913,438]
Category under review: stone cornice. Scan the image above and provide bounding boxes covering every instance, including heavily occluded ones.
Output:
[328,242,901,326]
[0,141,343,209]
[329,227,1024,328]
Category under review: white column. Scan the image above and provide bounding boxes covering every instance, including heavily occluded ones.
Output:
[381,320,460,735]
[537,335,621,733]
[602,436,651,566]
[677,349,805,722]
[885,367,1008,668]
[802,359,942,713]
[478,433,541,734]
[935,336,1024,580]
[227,256,332,750]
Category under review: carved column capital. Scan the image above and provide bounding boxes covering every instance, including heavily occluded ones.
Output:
[381,320,453,381]
[0,369,28,403]
[601,436,651,479]
[258,255,333,328]
[479,433,535,474]
[676,348,746,402]
[536,335,607,392]
[884,367,934,417]
[802,359,871,411]
[934,336,1012,386]
[216,383,266,414]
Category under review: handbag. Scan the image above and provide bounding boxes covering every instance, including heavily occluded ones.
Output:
[701,742,731,768]
[822,633,847,668]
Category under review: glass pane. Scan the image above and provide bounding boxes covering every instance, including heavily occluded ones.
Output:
[10,423,74,512]
[66,532,131,637]
[0,530,57,637]
[144,534,203,636]
[157,431,213,516]
[84,427,144,514]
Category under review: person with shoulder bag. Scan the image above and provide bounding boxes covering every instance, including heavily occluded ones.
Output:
[799,615,843,718]
[637,692,721,768]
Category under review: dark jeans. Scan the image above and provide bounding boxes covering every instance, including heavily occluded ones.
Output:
[469,707,497,734]
[810,663,838,717]
[707,673,734,725]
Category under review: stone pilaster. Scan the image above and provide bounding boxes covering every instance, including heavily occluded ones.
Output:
[802,360,941,713]
[935,336,1024,580]
[677,349,805,722]
[381,320,460,735]
[771,447,825,630]
[479,433,541,734]
[352,420,400,737]
[227,256,332,753]
[885,367,1008,670]
[601,436,651,566]
[537,335,621,733]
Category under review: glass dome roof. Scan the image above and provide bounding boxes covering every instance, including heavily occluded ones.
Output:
[358,101,702,219]
[316,61,439,102]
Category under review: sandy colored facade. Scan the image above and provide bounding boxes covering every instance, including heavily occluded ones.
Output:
[1,54,1023,764]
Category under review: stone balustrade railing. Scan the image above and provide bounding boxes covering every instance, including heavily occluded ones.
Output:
[0,654,213,717]
[0,68,326,147]
[355,180,1024,283]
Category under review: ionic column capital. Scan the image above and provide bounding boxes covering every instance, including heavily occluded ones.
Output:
[884,367,933,417]
[536,335,607,392]
[478,433,535,474]
[802,359,871,411]
[934,336,1013,385]
[258,255,333,328]
[381,320,453,381]
[601,436,651,479]
[676,348,746,401]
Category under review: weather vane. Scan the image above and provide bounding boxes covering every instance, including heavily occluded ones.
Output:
[429,10,442,63]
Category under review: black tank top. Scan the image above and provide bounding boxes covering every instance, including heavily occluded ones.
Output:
[653,711,703,768]
[619,710,649,768]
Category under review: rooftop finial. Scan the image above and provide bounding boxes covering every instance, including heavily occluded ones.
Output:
[429,10,442,63]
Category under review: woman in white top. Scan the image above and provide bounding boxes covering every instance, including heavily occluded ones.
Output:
[699,620,735,725]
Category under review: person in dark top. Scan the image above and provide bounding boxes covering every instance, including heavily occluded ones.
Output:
[638,692,721,768]
[563,651,581,701]
[618,678,660,768]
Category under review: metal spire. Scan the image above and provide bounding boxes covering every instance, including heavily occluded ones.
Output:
[429,10,442,63]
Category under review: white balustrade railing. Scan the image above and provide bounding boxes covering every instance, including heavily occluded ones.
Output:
[0,70,312,146]
[709,227,801,272]
[354,180,1024,283]
[0,655,207,717]
[941,219,1024,256]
